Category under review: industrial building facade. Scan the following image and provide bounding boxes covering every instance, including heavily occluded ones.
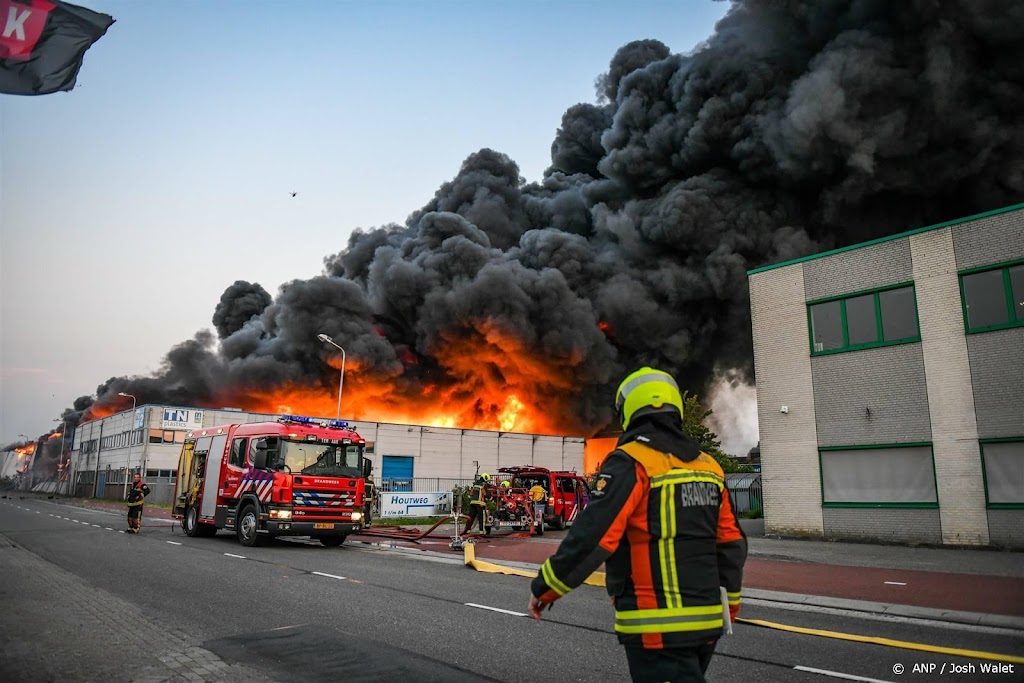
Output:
[69,406,584,505]
[749,203,1024,548]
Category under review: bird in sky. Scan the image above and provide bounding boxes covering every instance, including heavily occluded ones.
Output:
[290,191,298,197]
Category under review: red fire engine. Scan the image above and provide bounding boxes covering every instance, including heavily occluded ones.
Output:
[171,415,371,547]
[497,466,590,530]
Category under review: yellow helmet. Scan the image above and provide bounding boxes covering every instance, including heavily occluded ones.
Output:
[480,472,491,481]
[501,480,510,488]
[615,367,684,430]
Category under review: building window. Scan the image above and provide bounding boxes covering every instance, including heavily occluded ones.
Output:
[960,260,1024,333]
[808,283,920,355]
[980,440,1024,508]
[819,444,938,507]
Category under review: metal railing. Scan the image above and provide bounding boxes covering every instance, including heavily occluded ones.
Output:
[728,480,763,517]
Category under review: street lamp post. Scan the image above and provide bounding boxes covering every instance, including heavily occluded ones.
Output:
[118,392,137,498]
[316,334,346,419]
[53,419,67,496]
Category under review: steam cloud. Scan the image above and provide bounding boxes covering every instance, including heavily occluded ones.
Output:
[49,0,1024,443]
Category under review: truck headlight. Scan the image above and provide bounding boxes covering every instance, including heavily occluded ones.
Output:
[350,511,363,521]
[269,509,292,520]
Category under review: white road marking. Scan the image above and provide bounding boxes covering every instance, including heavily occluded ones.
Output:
[464,603,528,617]
[268,624,304,632]
[224,553,247,559]
[92,524,101,527]
[884,581,907,585]
[794,665,894,682]
[312,571,346,580]
[72,519,79,523]
[105,528,114,531]
[167,541,182,546]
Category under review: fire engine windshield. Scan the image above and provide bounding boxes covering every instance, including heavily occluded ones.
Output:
[278,440,362,478]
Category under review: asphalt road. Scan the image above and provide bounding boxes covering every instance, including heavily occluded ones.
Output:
[1,497,1021,683]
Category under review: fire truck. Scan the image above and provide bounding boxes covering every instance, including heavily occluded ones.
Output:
[496,466,590,530]
[171,415,371,547]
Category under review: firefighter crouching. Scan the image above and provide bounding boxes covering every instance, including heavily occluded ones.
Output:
[126,472,151,534]
[463,473,491,535]
[529,482,547,536]
[528,367,747,683]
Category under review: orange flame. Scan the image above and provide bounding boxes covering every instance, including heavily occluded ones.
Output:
[15,444,35,456]
[80,323,606,437]
[584,437,618,475]
[47,432,61,440]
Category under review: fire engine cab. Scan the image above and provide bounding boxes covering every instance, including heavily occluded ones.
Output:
[171,415,371,547]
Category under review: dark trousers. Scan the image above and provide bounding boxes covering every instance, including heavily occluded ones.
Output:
[127,505,143,532]
[624,641,717,683]
[464,504,487,533]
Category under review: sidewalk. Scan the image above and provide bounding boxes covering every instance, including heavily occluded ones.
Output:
[36,495,1024,628]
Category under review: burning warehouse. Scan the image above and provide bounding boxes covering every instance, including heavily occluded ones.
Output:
[67,405,586,505]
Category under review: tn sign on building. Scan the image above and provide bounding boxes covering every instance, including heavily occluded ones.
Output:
[161,408,204,430]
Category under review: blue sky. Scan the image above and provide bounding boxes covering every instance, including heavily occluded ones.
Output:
[0,0,730,445]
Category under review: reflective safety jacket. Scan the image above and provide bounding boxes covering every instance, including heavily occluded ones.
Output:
[127,481,150,507]
[469,483,488,506]
[530,415,747,649]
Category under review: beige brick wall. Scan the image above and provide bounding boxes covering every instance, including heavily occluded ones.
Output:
[911,229,988,545]
[750,264,823,537]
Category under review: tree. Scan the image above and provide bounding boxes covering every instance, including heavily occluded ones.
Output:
[681,392,751,474]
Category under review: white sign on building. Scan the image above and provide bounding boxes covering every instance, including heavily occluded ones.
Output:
[379,492,451,518]
[161,408,204,430]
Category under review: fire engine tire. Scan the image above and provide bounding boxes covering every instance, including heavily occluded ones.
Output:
[237,504,261,547]
[183,506,200,537]
[552,515,566,531]
[319,536,347,547]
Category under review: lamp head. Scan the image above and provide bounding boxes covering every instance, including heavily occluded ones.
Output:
[317,334,332,343]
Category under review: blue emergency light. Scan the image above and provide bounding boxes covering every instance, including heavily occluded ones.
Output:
[277,414,349,429]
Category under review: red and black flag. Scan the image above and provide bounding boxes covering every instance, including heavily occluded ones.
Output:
[0,0,113,96]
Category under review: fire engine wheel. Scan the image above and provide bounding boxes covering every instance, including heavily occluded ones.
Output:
[183,506,200,537]
[319,536,347,547]
[552,514,566,531]
[237,505,261,547]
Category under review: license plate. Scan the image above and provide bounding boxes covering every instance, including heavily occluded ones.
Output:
[314,523,334,529]
[494,521,524,527]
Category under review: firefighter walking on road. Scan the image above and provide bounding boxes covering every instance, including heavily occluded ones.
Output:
[464,473,491,535]
[126,472,151,534]
[527,367,747,683]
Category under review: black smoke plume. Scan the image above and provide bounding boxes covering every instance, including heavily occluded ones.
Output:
[57,0,1024,438]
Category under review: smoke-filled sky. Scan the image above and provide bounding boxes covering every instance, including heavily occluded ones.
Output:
[3,0,1022,452]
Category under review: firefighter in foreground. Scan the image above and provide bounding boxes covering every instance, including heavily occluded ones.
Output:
[126,472,151,534]
[464,472,491,535]
[528,367,747,683]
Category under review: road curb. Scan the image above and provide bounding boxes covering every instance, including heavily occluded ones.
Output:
[744,588,1024,631]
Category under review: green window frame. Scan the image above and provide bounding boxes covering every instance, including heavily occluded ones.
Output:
[979,438,1024,509]
[818,443,939,508]
[959,259,1024,334]
[807,282,921,356]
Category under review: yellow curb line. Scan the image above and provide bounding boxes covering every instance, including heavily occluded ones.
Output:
[737,618,1024,664]
[463,546,1023,664]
